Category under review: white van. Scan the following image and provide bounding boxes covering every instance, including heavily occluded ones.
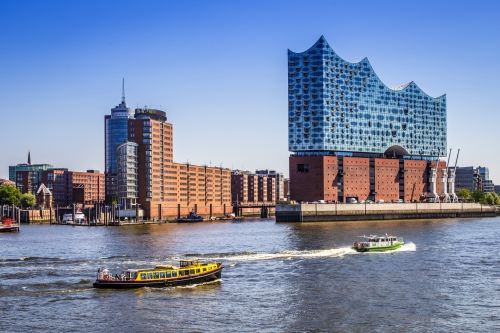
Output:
[347,198,358,204]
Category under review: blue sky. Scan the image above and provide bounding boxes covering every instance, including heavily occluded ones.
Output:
[1,0,499,181]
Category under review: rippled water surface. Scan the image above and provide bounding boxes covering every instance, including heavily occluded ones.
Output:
[2,217,500,332]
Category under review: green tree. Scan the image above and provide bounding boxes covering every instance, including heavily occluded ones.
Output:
[495,193,500,205]
[487,192,500,205]
[458,189,471,201]
[20,193,36,209]
[471,189,485,204]
[0,185,22,206]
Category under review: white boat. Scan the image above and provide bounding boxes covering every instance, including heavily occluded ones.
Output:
[353,235,404,252]
[62,212,87,225]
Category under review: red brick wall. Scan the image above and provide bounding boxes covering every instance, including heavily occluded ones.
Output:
[343,157,370,201]
[324,156,339,202]
[403,160,427,202]
[374,158,399,202]
[290,155,322,202]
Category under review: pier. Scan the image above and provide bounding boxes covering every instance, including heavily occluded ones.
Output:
[276,202,497,222]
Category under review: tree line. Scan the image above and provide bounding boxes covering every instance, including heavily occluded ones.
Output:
[0,185,36,208]
[458,188,500,205]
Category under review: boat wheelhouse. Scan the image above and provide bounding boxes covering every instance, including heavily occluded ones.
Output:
[353,235,404,252]
[93,260,223,289]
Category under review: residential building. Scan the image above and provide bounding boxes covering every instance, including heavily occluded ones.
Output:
[455,166,485,193]
[120,107,231,218]
[288,36,448,202]
[41,169,105,207]
[482,180,495,193]
[494,185,500,195]
[0,179,15,187]
[9,152,53,194]
[116,142,138,209]
[256,169,284,201]
[231,170,276,205]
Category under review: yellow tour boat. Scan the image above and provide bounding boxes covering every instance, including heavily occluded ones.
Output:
[93,260,223,289]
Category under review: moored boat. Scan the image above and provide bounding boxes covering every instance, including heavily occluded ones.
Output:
[61,212,87,225]
[176,211,204,223]
[353,235,404,252]
[93,260,223,289]
[0,216,20,232]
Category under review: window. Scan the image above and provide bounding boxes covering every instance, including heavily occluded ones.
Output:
[196,269,200,273]
[147,273,153,279]
[297,164,309,173]
[190,269,195,274]
[141,273,146,280]
[166,271,171,278]
[154,272,159,279]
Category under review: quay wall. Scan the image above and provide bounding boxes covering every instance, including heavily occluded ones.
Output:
[276,203,497,222]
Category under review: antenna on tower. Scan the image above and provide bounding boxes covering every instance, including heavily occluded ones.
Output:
[121,78,125,103]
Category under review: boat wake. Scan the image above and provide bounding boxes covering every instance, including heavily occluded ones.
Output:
[196,243,416,263]
[207,248,353,262]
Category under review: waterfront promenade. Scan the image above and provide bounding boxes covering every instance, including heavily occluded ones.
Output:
[276,202,497,222]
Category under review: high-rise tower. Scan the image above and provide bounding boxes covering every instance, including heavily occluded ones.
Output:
[105,79,135,202]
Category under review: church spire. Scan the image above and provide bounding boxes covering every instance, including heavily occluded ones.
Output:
[28,150,31,165]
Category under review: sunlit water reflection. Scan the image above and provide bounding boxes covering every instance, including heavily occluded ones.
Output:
[1,217,500,332]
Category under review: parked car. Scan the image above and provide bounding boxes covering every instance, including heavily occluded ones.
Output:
[358,200,366,204]
[366,200,374,204]
[318,200,326,204]
[377,199,384,204]
[347,198,358,204]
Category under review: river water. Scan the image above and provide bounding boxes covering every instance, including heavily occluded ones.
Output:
[1,217,500,332]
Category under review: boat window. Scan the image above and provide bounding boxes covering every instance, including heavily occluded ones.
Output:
[196,269,200,273]
[154,272,159,279]
[141,273,146,280]
[172,271,177,277]
[203,268,207,272]
[166,271,171,278]
[160,272,165,278]
[190,269,195,274]
[185,270,190,275]
[147,273,153,279]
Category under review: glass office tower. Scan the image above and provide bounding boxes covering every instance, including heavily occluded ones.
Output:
[105,81,135,200]
[288,36,447,158]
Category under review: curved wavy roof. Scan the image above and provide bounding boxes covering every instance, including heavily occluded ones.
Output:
[289,36,445,99]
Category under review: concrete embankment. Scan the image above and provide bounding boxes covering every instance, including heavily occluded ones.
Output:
[276,202,497,222]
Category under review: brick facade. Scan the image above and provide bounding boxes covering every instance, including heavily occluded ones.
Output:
[290,155,448,203]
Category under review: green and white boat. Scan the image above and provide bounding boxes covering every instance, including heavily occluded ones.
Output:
[353,235,404,252]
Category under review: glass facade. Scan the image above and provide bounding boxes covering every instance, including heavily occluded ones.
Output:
[116,142,138,209]
[288,36,447,157]
[104,96,134,200]
[105,118,130,174]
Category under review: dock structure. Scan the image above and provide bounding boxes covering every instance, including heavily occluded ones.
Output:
[276,202,497,222]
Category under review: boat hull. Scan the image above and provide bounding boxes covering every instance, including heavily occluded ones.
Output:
[353,242,403,252]
[93,267,222,289]
[176,218,204,223]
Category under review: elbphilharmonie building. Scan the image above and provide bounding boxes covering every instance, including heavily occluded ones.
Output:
[288,36,446,158]
[288,37,451,204]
